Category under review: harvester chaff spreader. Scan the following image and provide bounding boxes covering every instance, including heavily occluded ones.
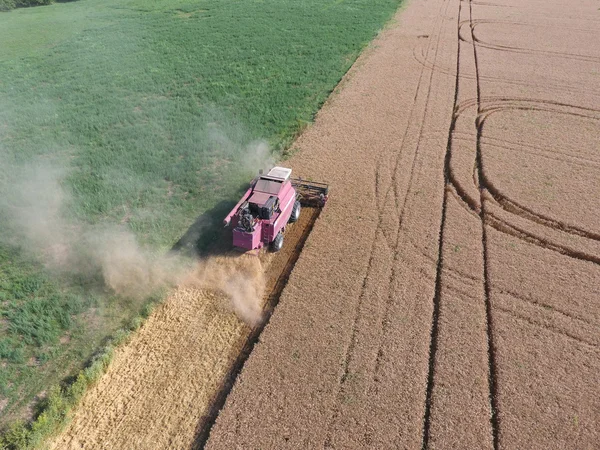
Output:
[223,167,328,252]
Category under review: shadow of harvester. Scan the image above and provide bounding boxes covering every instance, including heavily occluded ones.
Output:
[170,199,238,259]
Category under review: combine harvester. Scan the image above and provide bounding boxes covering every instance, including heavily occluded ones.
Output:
[224,167,328,252]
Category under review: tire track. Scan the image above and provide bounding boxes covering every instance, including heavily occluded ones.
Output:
[468,0,501,446]
[439,280,600,348]
[446,95,600,263]
[468,26,600,64]
[458,4,600,448]
[373,0,454,383]
[324,0,454,444]
[494,306,599,349]
[480,138,600,170]
[423,0,503,446]
[494,288,598,327]
[421,0,463,446]
[412,43,600,98]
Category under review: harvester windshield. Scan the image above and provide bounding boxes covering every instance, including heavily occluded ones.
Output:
[255,178,283,195]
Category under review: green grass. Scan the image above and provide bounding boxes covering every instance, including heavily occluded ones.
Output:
[0,0,402,431]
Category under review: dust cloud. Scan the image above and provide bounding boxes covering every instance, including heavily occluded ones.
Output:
[0,159,266,326]
[242,140,275,175]
[207,121,275,174]
[0,163,72,267]
[186,256,265,327]
[0,161,190,299]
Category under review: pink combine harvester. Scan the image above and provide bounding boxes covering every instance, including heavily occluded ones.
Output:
[223,166,328,252]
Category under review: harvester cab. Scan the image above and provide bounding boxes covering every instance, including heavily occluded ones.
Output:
[223,166,328,252]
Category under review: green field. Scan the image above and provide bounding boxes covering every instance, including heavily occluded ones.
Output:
[0,0,401,428]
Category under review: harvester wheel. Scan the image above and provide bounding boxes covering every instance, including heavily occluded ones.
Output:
[271,232,284,252]
[289,201,301,223]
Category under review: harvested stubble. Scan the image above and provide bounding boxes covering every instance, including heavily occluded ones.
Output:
[49,262,250,449]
